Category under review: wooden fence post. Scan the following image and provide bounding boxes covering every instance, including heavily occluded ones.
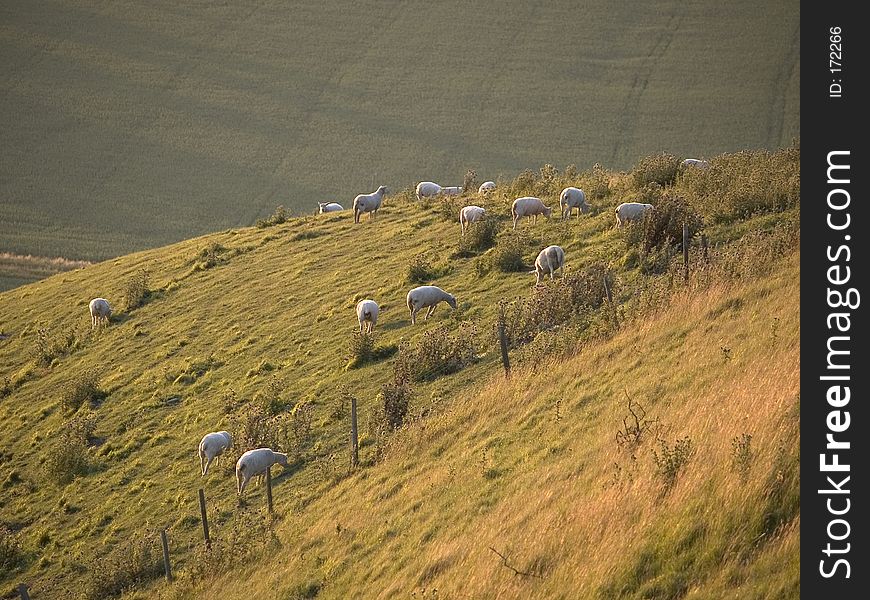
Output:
[17,584,30,600]
[497,305,511,379]
[160,528,172,583]
[198,488,211,549]
[682,223,690,284]
[265,466,274,514]
[350,397,359,468]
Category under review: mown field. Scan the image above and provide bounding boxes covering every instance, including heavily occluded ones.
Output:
[1,0,799,271]
[0,148,799,598]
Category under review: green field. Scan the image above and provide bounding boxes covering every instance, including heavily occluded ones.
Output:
[1,0,799,271]
[0,148,799,598]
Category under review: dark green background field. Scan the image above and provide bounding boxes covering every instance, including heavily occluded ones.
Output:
[1,0,798,267]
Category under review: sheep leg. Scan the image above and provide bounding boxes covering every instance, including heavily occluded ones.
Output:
[426,305,436,319]
[512,215,518,230]
[237,471,244,495]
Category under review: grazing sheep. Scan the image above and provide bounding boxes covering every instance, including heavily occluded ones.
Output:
[353,185,388,223]
[441,186,463,196]
[511,197,552,230]
[198,431,232,476]
[236,448,289,496]
[406,285,457,325]
[478,181,496,194]
[682,158,710,169]
[88,298,111,328]
[459,205,486,235]
[416,181,442,200]
[615,202,654,228]
[559,187,590,220]
[318,202,344,214]
[356,299,379,333]
[531,245,565,285]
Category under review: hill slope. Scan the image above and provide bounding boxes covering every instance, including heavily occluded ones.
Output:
[0,149,799,598]
[1,0,799,265]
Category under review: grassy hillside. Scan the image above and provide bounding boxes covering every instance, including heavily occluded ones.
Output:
[1,0,799,267]
[0,148,799,599]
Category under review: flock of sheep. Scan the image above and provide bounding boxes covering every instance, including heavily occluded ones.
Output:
[85,157,708,497]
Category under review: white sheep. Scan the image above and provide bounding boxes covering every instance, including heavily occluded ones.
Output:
[416,181,442,200]
[406,285,457,325]
[318,202,344,214]
[198,431,232,476]
[511,197,552,230]
[682,158,710,169]
[441,186,463,196]
[88,298,111,328]
[531,245,565,285]
[615,202,654,228]
[352,185,388,223]
[559,187,590,220]
[236,447,289,496]
[478,181,496,194]
[356,299,379,333]
[459,205,486,235]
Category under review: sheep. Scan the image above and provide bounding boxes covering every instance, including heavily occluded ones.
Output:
[615,202,654,228]
[406,285,457,325]
[682,158,710,169]
[88,298,111,328]
[356,299,379,333]
[531,245,565,285]
[318,202,344,214]
[416,181,442,200]
[198,431,232,476]
[352,185,388,223]
[559,187,590,220]
[478,181,496,194]
[459,205,486,235]
[441,186,463,196]
[511,196,552,230]
[236,447,289,496]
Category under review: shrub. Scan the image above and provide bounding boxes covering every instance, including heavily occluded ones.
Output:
[457,215,500,255]
[491,233,528,272]
[652,436,695,492]
[253,376,286,415]
[0,376,12,398]
[0,525,23,571]
[632,152,681,188]
[587,162,611,200]
[406,253,438,283]
[393,322,478,382]
[123,268,151,311]
[234,402,283,452]
[60,370,106,412]
[256,205,289,228]
[45,411,97,484]
[346,332,398,369]
[379,375,414,430]
[82,533,163,600]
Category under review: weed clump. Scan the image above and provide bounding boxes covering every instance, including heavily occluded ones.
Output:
[393,322,478,382]
[82,533,163,600]
[31,325,76,366]
[0,525,23,572]
[256,205,289,228]
[652,436,695,493]
[632,152,681,188]
[123,268,151,311]
[44,411,97,484]
[731,433,753,481]
[346,331,398,369]
[406,253,438,283]
[457,215,500,255]
[492,233,528,273]
[60,369,106,412]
